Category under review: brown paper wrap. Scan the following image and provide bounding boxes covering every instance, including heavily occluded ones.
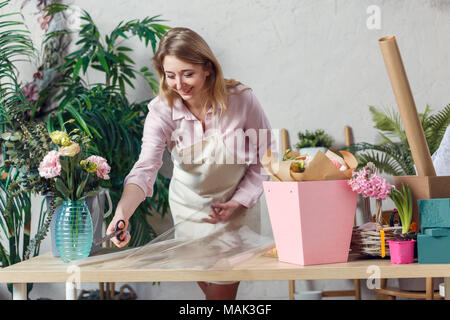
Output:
[262,149,357,182]
[378,35,436,177]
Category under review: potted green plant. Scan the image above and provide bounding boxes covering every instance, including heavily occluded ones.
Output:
[295,129,334,158]
[349,105,449,175]
[387,183,416,264]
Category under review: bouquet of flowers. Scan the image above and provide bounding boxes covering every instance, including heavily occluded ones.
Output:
[348,163,393,229]
[38,120,111,206]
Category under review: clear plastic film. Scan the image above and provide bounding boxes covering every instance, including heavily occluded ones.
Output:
[74,206,274,271]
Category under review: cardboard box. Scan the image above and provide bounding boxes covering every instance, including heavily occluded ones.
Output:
[393,176,450,229]
[263,180,358,266]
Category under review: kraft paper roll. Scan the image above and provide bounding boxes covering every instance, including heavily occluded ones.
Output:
[378,35,436,177]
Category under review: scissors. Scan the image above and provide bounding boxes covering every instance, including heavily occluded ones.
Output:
[93,219,127,246]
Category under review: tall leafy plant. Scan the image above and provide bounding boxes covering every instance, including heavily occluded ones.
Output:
[0,0,55,295]
[45,5,171,246]
[349,105,450,176]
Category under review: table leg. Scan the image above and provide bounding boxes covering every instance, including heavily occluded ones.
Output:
[444,278,450,300]
[425,278,433,300]
[353,279,361,300]
[289,280,295,300]
[13,283,27,300]
[66,281,78,300]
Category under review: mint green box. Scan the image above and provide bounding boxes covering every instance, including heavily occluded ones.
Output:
[418,198,450,228]
[418,228,450,264]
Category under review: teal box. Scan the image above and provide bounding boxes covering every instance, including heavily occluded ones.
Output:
[418,228,450,264]
[418,198,450,228]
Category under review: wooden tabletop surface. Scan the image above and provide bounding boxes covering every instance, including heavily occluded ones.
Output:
[1,250,450,284]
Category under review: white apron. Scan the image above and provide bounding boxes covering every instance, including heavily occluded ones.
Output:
[168,112,260,240]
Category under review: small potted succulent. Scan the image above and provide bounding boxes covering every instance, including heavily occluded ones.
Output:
[295,129,334,158]
[387,183,416,264]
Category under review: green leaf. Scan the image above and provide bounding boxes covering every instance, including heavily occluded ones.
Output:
[115,29,128,39]
[59,158,69,174]
[117,46,133,52]
[55,178,70,199]
[43,3,69,15]
[81,56,91,73]
[73,58,83,79]
[96,52,109,74]
[76,174,89,199]
[65,105,93,138]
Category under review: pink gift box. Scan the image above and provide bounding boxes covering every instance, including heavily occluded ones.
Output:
[263,180,358,266]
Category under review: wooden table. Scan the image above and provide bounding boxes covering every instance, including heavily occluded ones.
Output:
[1,251,450,300]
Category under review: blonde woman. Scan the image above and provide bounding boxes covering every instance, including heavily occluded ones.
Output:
[107,27,275,300]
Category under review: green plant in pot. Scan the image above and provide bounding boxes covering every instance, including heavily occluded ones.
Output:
[387,183,416,264]
[295,129,334,158]
[37,120,111,262]
[348,105,449,174]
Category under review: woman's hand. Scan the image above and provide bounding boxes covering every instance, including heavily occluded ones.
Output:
[106,211,131,248]
[202,200,244,224]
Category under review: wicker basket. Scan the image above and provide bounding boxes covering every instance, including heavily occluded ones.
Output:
[350,199,400,257]
[350,226,398,257]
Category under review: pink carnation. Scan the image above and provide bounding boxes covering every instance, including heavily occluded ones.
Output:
[38,150,61,179]
[86,155,111,180]
[348,166,393,200]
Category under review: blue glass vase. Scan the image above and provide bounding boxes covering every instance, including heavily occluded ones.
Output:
[55,200,93,263]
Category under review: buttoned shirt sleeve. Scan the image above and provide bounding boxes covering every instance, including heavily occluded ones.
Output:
[230,90,277,208]
[123,98,170,198]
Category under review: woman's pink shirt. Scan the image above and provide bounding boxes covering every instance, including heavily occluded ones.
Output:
[124,86,276,208]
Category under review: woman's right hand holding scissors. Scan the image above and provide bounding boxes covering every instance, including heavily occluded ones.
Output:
[106,210,131,248]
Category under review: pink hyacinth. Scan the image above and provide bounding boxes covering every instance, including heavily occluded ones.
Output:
[86,155,111,180]
[38,150,61,179]
[348,165,393,200]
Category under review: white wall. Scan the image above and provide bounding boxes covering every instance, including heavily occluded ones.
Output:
[1,0,450,300]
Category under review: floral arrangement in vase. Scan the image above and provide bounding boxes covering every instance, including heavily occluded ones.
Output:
[38,120,111,262]
[38,120,111,204]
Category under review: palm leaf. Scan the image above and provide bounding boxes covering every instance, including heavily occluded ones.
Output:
[0,0,34,123]
[427,104,450,154]
[369,106,408,146]
[353,105,450,176]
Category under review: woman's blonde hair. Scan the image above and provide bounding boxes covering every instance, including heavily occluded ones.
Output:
[152,27,249,115]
